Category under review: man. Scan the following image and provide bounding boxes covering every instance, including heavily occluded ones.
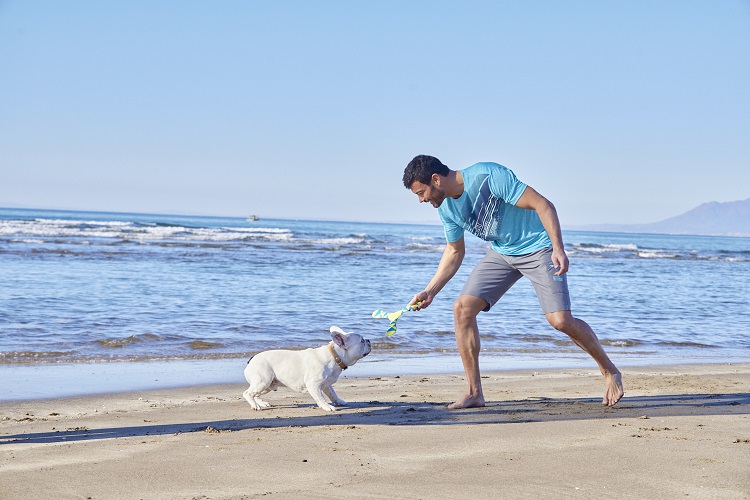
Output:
[403,155,623,409]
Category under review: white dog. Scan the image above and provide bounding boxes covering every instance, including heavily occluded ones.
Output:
[243,326,372,411]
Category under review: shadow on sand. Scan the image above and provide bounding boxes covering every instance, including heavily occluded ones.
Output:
[3,392,748,445]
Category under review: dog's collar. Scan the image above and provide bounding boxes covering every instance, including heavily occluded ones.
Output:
[328,343,347,370]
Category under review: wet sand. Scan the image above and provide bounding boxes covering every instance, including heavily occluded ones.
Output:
[2,363,749,499]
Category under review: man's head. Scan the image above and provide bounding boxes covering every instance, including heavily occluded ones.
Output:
[402,155,451,208]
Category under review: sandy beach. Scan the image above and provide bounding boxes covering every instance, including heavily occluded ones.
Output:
[2,363,749,499]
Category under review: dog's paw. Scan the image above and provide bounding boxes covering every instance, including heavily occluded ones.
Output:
[244,393,270,410]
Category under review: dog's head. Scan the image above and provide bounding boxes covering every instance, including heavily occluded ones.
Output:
[329,326,371,367]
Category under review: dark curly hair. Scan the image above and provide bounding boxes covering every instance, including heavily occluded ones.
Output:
[402,155,450,189]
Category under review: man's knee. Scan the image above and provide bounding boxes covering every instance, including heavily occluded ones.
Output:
[453,295,485,323]
[546,311,575,332]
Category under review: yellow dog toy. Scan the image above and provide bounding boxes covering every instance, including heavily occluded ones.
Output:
[371,302,422,337]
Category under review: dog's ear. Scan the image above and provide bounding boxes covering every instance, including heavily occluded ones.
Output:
[331,326,349,349]
[330,326,348,348]
[330,332,347,348]
[330,326,347,336]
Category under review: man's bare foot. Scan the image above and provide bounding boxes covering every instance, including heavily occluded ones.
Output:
[448,393,485,409]
[603,370,624,406]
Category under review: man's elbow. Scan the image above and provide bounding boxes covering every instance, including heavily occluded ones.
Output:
[546,200,558,215]
[536,198,557,217]
[451,246,466,261]
[445,243,465,260]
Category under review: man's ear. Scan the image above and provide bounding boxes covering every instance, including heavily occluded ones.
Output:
[431,173,441,186]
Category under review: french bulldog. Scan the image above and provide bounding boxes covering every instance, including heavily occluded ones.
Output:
[243,326,371,411]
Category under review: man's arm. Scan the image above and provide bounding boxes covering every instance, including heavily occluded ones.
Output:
[515,186,569,275]
[410,237,466,309]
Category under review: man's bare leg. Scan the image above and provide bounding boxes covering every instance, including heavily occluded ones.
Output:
[449,295,488,409]
[546,310,624,406]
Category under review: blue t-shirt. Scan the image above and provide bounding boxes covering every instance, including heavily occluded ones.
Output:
[438,162,552,255]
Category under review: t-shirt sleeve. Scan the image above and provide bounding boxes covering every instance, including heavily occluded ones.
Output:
[488,165,527,205]
[439,208,464,243]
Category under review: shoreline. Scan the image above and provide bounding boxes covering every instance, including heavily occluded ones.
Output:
[3,352,750,403]
[1,362,749,499]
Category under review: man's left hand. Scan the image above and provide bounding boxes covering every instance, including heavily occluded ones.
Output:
[551,248,569,275]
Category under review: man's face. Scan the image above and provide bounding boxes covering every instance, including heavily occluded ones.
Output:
[410,176,446,208]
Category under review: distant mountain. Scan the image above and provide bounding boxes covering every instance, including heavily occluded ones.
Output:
[568,198,750,237]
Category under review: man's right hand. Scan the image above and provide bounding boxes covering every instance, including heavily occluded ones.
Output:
[410,290,434,310]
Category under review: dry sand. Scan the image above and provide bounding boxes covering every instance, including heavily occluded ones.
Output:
[2,363,749,499]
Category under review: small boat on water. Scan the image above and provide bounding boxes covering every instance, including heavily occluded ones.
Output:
[247,214,260,221]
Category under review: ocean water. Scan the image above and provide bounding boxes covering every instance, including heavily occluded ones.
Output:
[1,208,749,399]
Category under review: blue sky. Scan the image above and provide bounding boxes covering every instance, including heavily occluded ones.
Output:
[1,1,748,225]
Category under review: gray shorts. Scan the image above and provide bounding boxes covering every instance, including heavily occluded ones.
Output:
[462,247,571,314]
